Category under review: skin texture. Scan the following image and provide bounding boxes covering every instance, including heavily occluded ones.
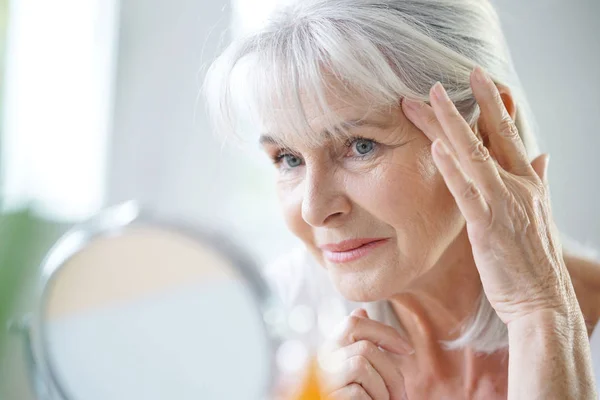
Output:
[260,68,600,399]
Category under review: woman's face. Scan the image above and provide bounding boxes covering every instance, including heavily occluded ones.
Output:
[261,93,466,302]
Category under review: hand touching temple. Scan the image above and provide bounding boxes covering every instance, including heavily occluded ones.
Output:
[204,1,600,398]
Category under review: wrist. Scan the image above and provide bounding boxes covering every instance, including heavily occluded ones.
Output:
[507,305,586,344]
[506,304,597,400]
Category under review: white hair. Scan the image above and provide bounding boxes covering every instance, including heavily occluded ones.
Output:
[204,0,543,353]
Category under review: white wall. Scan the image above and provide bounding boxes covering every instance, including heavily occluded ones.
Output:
[107,0,301,265]
[492,0,600,248]
[1,0,119,221]
[108,0,600,268]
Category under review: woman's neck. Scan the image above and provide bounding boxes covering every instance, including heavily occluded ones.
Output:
[385,228,510,398]
[388,226,483,343]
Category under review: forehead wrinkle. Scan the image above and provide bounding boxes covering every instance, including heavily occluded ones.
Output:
[258,117,393,149]
[258,129,336,152]
[258,73,394,149]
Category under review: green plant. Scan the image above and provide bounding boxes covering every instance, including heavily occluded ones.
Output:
[0,207,65,399]
[0,208,42,362]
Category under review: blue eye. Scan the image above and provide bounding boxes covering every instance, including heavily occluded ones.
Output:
[284,154,302,168]
[281,154,303,168]
[353,139,375,155]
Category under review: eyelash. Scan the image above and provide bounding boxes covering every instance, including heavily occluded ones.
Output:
[271,136,378,169]
[272,152,301,167]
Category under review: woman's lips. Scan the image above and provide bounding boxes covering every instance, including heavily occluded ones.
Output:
[320,238,390,263]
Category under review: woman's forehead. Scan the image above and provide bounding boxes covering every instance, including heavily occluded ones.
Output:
[258,98,401,149]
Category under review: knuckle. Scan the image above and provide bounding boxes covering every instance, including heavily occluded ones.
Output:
[348,355,369,376]
[499,116,519,140]
[463,180,481,201]
[469,140,490,162]
[355,340,376,358]
[347,383,368,399]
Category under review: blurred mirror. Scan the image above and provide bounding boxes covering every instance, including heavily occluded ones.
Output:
[22,204,278,400]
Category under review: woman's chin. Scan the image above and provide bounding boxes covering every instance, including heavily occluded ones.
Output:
[330,270,394,303]
[343,290,382,303]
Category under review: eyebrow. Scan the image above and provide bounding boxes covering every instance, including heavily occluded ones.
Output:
[258,119,389,146]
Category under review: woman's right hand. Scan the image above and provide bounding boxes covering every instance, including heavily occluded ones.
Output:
[318,308,412,400]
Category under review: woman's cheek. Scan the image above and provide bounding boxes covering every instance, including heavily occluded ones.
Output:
[416,144,439,182]
[347,160,429,223]
[276,180,314,245]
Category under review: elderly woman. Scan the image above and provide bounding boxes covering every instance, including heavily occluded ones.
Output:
[204,0,600,398]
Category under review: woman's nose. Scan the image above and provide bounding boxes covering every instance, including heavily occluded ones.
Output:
[300,166,351,228]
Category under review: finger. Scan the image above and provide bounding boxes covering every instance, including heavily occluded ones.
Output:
[351,308,369,318]
[530,153,550,185]
[328,383,372,400]
[342,341,407,399]
[335,315,413,355]
[429,81,507,200]
[431,139,491,225]
[322,355,389,400]
[470,66,534,176]
[401,98,454,152]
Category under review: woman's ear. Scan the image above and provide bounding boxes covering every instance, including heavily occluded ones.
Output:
[475,82,517,148]
[495,83,516,120]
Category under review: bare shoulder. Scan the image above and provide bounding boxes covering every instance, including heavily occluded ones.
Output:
[564,252,600,333]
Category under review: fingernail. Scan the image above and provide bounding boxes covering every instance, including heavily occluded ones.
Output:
[434,139,449,156]
[544,154,550,176]
[432,82,449,102]
[350,308,368,318]
[473,65,489,84]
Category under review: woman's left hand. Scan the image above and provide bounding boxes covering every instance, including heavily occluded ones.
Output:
[401,66,576,326]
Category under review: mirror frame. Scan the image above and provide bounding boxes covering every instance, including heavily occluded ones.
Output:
[20,201,281,400]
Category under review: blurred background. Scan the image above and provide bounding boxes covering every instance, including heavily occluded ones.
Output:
[0,0,598,398]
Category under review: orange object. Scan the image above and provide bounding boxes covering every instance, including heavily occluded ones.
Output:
[294,358,324,400]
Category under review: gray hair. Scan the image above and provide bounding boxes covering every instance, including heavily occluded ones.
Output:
[204,0,542,353]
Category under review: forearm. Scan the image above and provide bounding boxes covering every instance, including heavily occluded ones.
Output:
[507,306,597,399]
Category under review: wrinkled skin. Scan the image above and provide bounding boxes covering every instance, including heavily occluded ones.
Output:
[406,72,569,326]
[261,67,600,399]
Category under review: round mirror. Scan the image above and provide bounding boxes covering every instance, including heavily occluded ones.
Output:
[33,207,276,400]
